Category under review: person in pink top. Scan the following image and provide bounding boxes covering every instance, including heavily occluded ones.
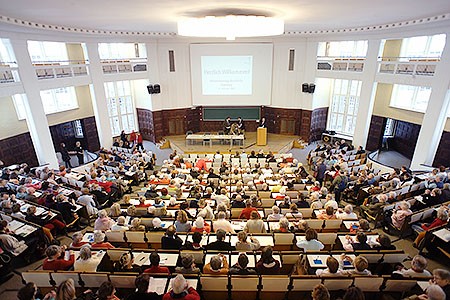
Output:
[390,201,413,230]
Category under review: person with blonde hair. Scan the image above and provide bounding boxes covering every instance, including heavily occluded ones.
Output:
[94,209,114,231]
[129,218,145,231]
[244,211,266,233]
[108,203,122,217]
[312,284,330,300]
[175,210,192,232]
[55,278,76,300]
[346,255,371,275]
[235,231,260,251]
[111,216,129,231]
[74,245,102,272]
[126,205,137,216]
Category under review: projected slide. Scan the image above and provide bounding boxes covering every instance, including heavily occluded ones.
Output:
[201,56,253,95]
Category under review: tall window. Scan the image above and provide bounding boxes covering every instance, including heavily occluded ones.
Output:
[105,81,136,136]
[390,84,431,112]
[0,38,15,63]
[98,43,146,59]
[12,87,78,119]
[317,40,368,57]
[27,41,68,62]
[400,34,446,59]
[328,79,361,135]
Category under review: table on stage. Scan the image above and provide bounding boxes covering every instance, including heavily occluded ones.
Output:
[185,134,244,147]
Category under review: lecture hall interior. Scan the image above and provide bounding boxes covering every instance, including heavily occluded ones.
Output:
[0,1,450,300]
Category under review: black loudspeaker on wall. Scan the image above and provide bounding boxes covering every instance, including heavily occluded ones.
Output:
[301,83,316,93]
[147,84,161,94]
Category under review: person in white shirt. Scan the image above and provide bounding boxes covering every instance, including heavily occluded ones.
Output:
[111,216,129,231]
[310,192,323,209]
[214,151,223,160]
[315,256,345,276]
[76,188,98,216]
[213,211,235,233]
[0,223,28,256]
[74,245,102,272]
[11,204,26,219]
[336,205,357,220]
[267,206,283,221]
[212,189,230,208]
[296,228,324,251]
[393,255,432,278]
[323,195,338,210]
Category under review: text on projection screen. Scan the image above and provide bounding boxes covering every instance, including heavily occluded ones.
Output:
[201,56,253,95]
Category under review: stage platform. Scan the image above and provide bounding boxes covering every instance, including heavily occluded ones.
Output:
[166,132,299,154]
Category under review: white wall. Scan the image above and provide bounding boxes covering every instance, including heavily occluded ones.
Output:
[312,77,332,109]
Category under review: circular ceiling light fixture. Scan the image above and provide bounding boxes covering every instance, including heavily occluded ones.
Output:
[177,15,284,40]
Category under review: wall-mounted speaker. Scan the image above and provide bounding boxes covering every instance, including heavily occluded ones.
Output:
[302,83,309,93]
[147,84,161,94]
[302,83,316,93]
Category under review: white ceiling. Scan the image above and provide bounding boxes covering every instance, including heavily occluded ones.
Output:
[1,0,450,34]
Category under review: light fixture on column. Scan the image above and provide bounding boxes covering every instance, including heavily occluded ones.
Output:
[177,15,284,40]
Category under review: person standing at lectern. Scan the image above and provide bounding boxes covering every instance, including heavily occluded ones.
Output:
[237,117,245,134]
[75,141,84,166]
[258,117,267,128]
[223,117,232,134]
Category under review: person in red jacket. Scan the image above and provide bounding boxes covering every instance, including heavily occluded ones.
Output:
[413,207,448,247]
[136,133,144,151]
[162,274,200,300]
[42,245,75,270]
[143,252,170,274]
[239,200,257,220]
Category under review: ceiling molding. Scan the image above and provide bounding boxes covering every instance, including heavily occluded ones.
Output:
[0,13,449,37]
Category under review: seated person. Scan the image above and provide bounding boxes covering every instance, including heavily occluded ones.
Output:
[204,229,235,251]
[94,209,115,231]
[296,228,324,251]
[129,218,146,231]
[175,254,200,274]
[413,207,448,247]
[0,222,28,256]
[404,284,446,300]
[284,203,303,219]
[69,231,88,248]
[203,254,229,275]
[431,269,450,300]
[273,217,290,233]
[114,252,141,273]
[161,225,183,250]
[239,200,257,220]
[336,205,357,220]
[111,216,129,231]
[229,253,257,275]
[344,255,372,276]
[312,284,330,300]
[213,211,235,233]
[162,274,200,300]
[74,245,102,272]
[393,255,432,278]
[144,252,170,274]
[91,230,115,249]
[315,256,345,277]
[43,245,75,270]
[125,274,160,300]
[317,206,336,220]
[256,246,280,275]
[267,206,283,221]
[389,201,413,230]
[371,234,396,250]
[342,232,372,251]
[191,216,211,233]
[235,231,260,251]
[181,231,204,250]
[244,211,266,233]
[349,219,371,234]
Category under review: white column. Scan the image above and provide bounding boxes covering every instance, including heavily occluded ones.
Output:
[85,42,113,149]
[301,42,319,111]
[352,39,381,148]
[145,41,160,110]
[10,39,59,169]
[410,34,450,171]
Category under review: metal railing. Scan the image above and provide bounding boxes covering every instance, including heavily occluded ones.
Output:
[32,60,89,80]
[100,57,147,74]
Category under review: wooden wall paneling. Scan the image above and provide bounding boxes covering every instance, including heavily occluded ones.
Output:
[82,116,101,151]
[309,107,328,142]
[0,133,38,167]
[137,108,155,143]
[390,120,421,159]
[300,110,312,142]
[433,131,450,167]
[152,111,164,142]
[365,115,385,151]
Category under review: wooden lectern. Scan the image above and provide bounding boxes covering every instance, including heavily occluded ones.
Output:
[257,127,267,146]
